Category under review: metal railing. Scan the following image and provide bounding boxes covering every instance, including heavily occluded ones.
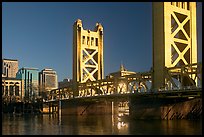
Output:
[44,63,201,102]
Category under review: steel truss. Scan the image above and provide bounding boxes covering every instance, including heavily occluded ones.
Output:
[45,63,201,102]
[164,62,202,90]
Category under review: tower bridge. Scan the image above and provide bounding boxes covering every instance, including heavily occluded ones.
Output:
[43,2,202,119]
[45,62,201,102]
[43,62,202,119]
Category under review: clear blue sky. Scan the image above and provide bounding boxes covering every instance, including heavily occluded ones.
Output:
[2,2,202,82]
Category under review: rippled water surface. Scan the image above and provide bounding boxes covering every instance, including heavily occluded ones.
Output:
[2,114,202,135]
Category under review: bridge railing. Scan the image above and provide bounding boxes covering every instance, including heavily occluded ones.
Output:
[44,71,153,102]
[164,62,202,90]
[44,63,202,102]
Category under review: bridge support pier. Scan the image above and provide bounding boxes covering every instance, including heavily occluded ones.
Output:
[129,96,202,120]
[59,95,202,120]
[61,100,112,116]
[60,99,127,117]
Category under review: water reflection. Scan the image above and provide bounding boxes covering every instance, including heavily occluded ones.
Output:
[128,119,202,135]
[2,114,202,135]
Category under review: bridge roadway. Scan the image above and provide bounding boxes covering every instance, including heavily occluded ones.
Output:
[42,63,202,119]
[44,87,202,103]
[42,87,202,120]
[44,62,202,103]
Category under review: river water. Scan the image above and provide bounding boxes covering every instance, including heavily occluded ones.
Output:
[2,113,202,135]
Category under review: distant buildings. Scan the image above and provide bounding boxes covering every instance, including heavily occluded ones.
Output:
[2,59,23,102]
[2,77,24,102]
[2,58,18,78]
[39,68,58,95]
[107,64,136,78]
[2,58,58,102]
[16,67,39,100]
[58,78,72,88]
[106,64,137,94]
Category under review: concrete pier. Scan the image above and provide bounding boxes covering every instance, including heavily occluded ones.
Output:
[60,96,202,120]
[129,96,202,120]
[61,99,118,116]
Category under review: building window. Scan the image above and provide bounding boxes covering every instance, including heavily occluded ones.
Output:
[9,85,14,96]
[87,36,90,45]
[15,85,19,96]
[77,25,81,31]
[4,67,6,75]
[100,30,103,35]
[182,2,185,9]
[82,36,85,44]
[178,2,181,8]
[6,68,8,77]
[95,38,98,46]
[181,2,184,8]
[5,86,8,95]
[187,2,189,10]
[91,37,94,45]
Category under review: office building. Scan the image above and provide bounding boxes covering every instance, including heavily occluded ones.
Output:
[16,67,39,99]
[39,68,58,95]
[2,58,18,78]
[2,77,24,102]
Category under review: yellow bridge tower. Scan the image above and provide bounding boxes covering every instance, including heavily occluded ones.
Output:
[152,2,197,90]
[73,19,104,83]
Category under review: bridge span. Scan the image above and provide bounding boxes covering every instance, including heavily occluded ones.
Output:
[42,63,202,120]
[43,2,202,120]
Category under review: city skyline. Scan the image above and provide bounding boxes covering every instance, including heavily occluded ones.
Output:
[2,2,202,82]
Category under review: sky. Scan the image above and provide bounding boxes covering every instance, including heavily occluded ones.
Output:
[2,2,202,82]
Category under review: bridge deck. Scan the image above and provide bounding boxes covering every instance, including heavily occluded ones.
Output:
[44,88,202,103]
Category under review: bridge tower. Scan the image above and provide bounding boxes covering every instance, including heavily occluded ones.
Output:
[73,19,104,84]
[152,2,197,90]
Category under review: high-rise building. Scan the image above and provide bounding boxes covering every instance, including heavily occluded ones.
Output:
[39,68,58,95]
[16,67,39,99]
[2,58,18,78]
[2,58,24,102]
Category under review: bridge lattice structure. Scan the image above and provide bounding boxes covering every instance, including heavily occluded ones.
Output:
[44,63,202,102]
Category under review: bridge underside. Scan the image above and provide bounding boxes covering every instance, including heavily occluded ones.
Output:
[129,96,202,120]
[43,62,201,120]
[60,92,202,120]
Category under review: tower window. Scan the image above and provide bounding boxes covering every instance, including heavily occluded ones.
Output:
[182,2,185,9]
[95,38,98,46]
[87,37,90,45]
[91,37,94,45]
[178,2,181,8]
[82,36,85,44]
[77,25,81,31]
[187,2,189,10]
